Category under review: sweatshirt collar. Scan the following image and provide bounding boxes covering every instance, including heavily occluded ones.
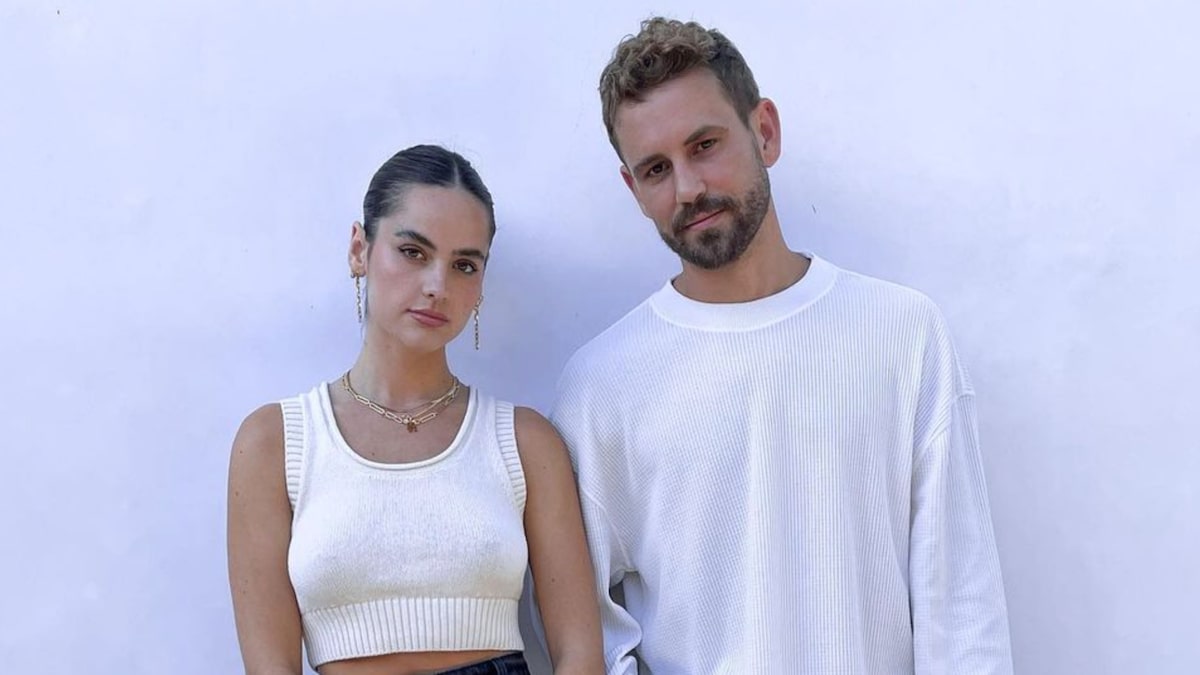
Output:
[648,252,837,331]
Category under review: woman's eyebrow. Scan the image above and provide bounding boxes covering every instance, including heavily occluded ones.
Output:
[395,229,486,260]
[393,229,436,249]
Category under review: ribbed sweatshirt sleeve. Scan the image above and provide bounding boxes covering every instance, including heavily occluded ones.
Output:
[577,490,642,675]
[551,360,643,675]
[909,393,1014,674]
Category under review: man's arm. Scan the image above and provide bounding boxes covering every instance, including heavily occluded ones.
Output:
[551,360,644,675]
[909,392,1014,674]
[576,488,644,675]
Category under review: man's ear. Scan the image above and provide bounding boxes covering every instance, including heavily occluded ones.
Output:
[619,164,650,217]
[751,98,782,168]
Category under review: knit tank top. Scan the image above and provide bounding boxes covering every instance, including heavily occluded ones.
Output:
[281,382,528,668]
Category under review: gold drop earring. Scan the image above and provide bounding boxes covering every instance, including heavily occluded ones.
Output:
[473,297,483,350]
[353,272,363,324]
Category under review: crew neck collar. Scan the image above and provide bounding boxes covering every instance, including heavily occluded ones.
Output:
[648,252,837,331]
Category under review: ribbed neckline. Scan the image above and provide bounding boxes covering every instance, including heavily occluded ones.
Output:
[648,252,838,331]
[318,381,477,471]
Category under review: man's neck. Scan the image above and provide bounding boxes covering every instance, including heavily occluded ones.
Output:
[672,219,810,304]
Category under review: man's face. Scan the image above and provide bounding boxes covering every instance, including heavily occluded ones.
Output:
[614,68,777,270]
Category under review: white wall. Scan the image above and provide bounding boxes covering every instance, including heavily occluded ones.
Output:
[2,1,1196,673]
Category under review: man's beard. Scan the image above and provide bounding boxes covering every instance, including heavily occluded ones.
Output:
[660,161,771,270]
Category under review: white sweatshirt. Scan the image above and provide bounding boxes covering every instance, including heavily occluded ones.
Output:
[551,254,1012,674]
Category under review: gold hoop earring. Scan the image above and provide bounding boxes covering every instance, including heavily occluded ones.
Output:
[473,298,482,350]
[353,273,363,324]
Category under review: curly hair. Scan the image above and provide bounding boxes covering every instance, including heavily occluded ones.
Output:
[599,17,762,157]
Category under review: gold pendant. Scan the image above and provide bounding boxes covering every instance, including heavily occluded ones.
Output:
[406,421,418,433]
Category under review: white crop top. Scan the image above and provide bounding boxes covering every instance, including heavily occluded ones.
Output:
[281,383,528,668]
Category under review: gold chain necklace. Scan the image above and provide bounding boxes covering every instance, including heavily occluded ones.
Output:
[341,371,461,433]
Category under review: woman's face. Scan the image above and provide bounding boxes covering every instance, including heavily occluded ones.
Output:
[349,184,491,353]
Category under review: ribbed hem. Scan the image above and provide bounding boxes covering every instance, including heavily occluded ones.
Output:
[648,252,838,331]
[302,597,524,667]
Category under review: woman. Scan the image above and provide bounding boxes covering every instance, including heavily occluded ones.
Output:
[227,145,603,675]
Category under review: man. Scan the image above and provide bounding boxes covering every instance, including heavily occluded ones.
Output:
[551,17,1013,674]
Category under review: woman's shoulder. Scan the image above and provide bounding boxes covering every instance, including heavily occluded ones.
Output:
[473,389,554,441]
[233,383,325,460]
[238,402,285,442]
[509,405,566,462]
[461,390,565,463]
[231,403,286,465]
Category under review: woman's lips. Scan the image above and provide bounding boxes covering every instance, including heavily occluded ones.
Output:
[408,309,449,327]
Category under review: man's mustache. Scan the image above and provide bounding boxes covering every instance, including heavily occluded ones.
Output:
[673,194,737,235]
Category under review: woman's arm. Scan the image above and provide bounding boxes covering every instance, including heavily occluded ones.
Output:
[514,407,605,675]
[227,404,305,675]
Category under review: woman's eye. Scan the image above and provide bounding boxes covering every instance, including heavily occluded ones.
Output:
[399,247,424,260]
[698,138,717,151]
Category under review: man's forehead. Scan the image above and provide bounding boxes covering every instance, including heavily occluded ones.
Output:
[613,70,740,154]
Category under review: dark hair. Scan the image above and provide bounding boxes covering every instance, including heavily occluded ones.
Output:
[362,144,496,242]
[599,17,761,157]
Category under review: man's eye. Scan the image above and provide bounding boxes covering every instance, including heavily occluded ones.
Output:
[400,247,424,259]
[647,162,667,177]
[698,139,717,151]
[456,261,478,274]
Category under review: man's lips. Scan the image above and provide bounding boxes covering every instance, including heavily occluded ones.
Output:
[680,209,726,233]
[408,309,449,327]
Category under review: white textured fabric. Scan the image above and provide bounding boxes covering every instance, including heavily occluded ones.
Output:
[552,254,1013,674]
[283,384,528,668]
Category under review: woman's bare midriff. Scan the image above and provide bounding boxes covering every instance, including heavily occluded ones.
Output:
[318,649,512,675]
